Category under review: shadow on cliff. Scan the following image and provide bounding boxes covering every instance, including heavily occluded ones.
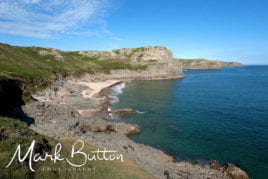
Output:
[0,79,34,125]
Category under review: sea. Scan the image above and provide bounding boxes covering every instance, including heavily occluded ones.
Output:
[109,65,268,179]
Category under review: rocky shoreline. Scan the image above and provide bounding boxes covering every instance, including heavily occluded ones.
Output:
[23,73,249,179]
[0,43,248,178]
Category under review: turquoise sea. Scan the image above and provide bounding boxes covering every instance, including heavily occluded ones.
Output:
[111,66,268,179]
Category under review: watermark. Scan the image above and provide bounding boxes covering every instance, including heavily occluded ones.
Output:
[41,166,96,172]
[5,140,124,172]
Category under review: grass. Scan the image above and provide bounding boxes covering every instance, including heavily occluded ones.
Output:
[0,117,154,179]
[129,47,146,57]
[131,47,145,53]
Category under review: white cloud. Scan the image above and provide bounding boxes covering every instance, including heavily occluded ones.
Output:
[0,0,112,38]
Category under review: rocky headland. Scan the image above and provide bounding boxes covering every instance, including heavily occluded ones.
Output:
[177,59,243,70]
[79,46,183,80]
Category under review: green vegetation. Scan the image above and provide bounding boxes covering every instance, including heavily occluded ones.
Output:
[131,47,145,53]
[64,51,147,72]
[128,47,146,58]
[0,117,153,179]
[0,43,146,101]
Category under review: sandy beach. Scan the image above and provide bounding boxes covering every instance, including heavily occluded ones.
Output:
[77,80,121,98]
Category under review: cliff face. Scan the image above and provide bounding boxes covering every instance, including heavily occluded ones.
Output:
[80,46,173,62]
[177,59,243,70]
[79,46,183,80]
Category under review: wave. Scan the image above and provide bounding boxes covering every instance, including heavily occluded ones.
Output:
[136,110,146,114]
[111,83,126,95]
[108,83,126,104]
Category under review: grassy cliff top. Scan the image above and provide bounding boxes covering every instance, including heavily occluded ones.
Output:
[0,43,146,80]
[0,43,146,100]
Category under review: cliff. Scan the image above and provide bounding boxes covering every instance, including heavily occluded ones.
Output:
[80,46,173,62]
[177,58,243,70]
[79,46,183,80]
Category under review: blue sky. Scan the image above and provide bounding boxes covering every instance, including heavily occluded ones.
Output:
[0,0,267,64]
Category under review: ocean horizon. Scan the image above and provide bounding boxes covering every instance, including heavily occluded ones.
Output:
[111,65,268,179]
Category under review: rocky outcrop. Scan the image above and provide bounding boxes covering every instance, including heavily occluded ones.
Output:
[177,59,243,70]
[210,161,249,179]
[112,108,137,117]
[80,46,173,63]
[79,46,183,80]
[38,48,64,61]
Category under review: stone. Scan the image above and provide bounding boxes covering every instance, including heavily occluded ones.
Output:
[225,163,249,179]
[127,125,140,135]
[113,108,137,118]
[209,161,222,170]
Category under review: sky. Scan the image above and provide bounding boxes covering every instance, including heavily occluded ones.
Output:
[0,0,268,64]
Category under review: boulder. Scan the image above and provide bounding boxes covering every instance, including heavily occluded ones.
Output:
[209,161,249,179]
[113,108,137,118]
[127,125,140,135]
[225,163,249,179]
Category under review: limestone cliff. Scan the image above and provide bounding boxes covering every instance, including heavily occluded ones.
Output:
[79,46,183,79]
[80,46,173,62]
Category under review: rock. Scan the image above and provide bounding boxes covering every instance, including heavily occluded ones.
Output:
[225,163,249,179]
[127,125,140,135]
[69,111,80,118]
[96,125,107,132]
[113,108,137,118]
[93,124,117,133]
[210,161,249,179]
[210,160,222,170]
[39,48,64,61]
[106,124,116,132]
[80,125,91,133]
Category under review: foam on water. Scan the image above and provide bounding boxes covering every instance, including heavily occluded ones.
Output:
[136,110,146,114]
[108,83,126,104]
[112,83,126,95]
